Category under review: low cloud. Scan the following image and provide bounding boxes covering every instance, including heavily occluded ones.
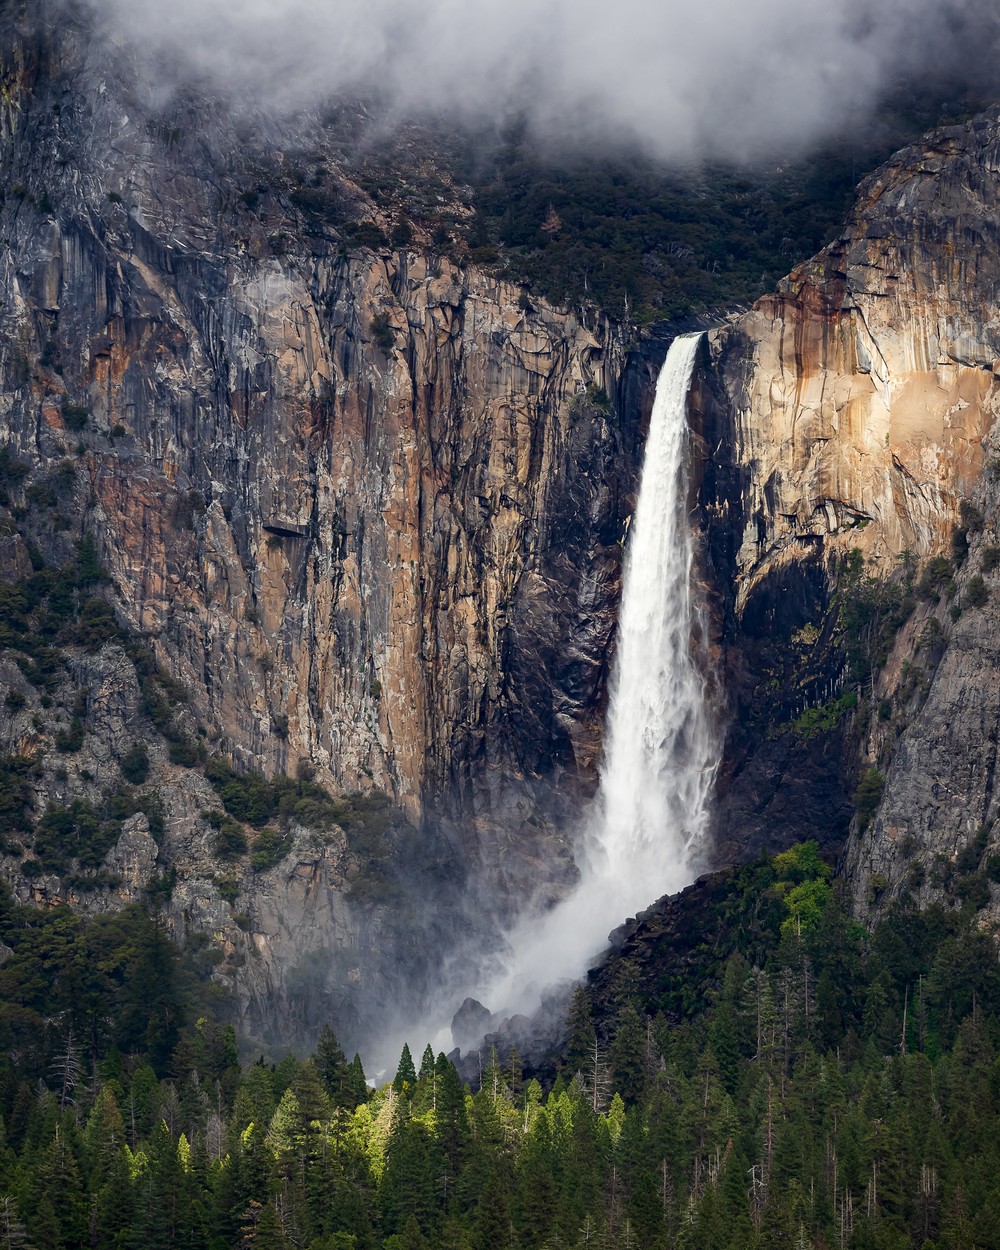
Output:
[80,0,1000,161]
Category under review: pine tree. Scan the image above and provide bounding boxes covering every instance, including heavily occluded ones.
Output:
[380,1103,434,1238]
[90,1131,135,1248]
[432,1054,471,1202]
[225,1121,271,1244]
[230,1061,276,1137]
[482,1046,505,1102]
[316,1025,349,1104]
[474,1172,515,1250]
[131,1119,189,1249]
[126,1065,161,1145]
[117,916,183,1072]
[507,1047,524,1104]
[240,1197,297,1249]
[394,1044,417,1094]
[84,1084,127,1187]
[252,1201,289,1249]
[583,1036,612,1114]
[412,1047,439,1115]
[268,1089,304,1163]
[609,1005,647,1104]
[27,1198,60,1250]
[392,1213,430,1250]
[49,1028,82,1112]
[516,1110,559,1249]
[565,987,596,1078]
[291,1059,332,1128]
[179,1069,209,1143]
[707,1001,743,1094]
[345,1054,369,1111]
[30,1124,86,1249]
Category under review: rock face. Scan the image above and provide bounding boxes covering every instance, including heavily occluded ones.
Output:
[694,112,1000,907]
[0,1,659,1052]
[703,116,1000,596]
[842,463,1000,915]
[0,5,647,833]
[6,3,1000,1054]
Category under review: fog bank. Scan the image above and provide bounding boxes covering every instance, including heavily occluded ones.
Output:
[80,0,1000,161]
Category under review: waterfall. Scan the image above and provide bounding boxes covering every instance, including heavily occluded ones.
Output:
[473,332,717,1015]
[590,330,714,902]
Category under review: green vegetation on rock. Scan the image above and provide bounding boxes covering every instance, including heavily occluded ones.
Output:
[854,767,886,833]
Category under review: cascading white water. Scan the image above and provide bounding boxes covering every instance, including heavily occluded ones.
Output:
[590,330,715,896]
[472,332,717,1015]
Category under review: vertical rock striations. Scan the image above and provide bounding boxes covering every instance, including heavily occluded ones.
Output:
[0,1,651,1048]
[8,3,1000,1042]
[695,111,1000,903]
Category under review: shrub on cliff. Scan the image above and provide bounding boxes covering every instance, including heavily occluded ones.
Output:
[205,758,277,826]
[0,755,38,840]
[772,840,833,937]
[204,809,248,860]
[918,554,955,600]
[120,743,150,785]
[965,574,990,609]
[250,828,292,872]
[67,597,121,650]
[854,767,885,832]
[34,800,117,872]
[204,756,340,832]
[369,311,395,352]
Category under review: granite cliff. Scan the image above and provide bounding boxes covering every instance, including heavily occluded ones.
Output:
[2,0,1000,1057]
[694,112,1000,923]
[0,1,653,1055]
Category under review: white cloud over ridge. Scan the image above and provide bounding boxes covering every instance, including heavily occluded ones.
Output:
[82,0,998,162]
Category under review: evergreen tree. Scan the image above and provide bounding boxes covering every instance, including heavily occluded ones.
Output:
[90,1138,135,1248]
[230,1061,276,1137]
[474,1172,515,1250]
[130,1119,189,1249]
[412,1047,439,1116]
[564,987,596,1078]
[0,1196,30,1250]
[431,1054,471,1205]
[253,1201,290,1250]
[126,1065,161,1145]
[179,1069,209,1143]
[609,1005,647,1104]
[380,1103,434,1238]
[516,1109,559,1249]
[394,1044,417,1094]
[386,1212,429,1250]
[345,1054,369,1110]
[29,1124,86,1249]
[84,1084,127,1187]
[224,1121,272,1246]
[316,1026,350,1104]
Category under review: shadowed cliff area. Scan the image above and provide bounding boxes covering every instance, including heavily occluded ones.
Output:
[0,0,998,1067]
[0,0,647,1060]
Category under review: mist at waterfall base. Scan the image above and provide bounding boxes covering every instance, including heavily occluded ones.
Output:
[395,335,717,1067]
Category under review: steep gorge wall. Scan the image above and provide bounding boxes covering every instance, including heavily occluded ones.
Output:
[0,3,658,1052]
[694,111,1000,910]
[4,7,646,838]
[7,3,1000,1054]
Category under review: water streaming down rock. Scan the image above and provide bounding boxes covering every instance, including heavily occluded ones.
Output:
[473,332,717,1018]
[594,331,716,895]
